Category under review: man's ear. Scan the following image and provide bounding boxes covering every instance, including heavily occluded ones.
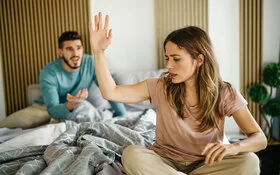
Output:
[197,54,204,67]
[57,48,63,57]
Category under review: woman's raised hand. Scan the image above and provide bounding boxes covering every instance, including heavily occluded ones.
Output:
[89,12,112,53]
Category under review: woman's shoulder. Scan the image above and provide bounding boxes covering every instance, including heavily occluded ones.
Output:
[146,77,165,86]
[220,81,247,104]
[220,82,248,116]
[219,81,238,102]
[221,81,235,93]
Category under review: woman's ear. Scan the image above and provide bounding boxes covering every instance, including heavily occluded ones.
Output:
[197,54,204,67]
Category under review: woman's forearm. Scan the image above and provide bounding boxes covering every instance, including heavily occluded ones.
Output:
[94,52,117,100]
[233,131,267,153]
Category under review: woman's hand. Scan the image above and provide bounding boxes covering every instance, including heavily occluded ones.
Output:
[201,143,240,165]
[89,12,112,53]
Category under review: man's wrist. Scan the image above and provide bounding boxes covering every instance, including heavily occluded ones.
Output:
[66,101,76,111]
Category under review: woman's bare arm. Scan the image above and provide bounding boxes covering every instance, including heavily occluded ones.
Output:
[231,106,267,152]
[89,12,150,104]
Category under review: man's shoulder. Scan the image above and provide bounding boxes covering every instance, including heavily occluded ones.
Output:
[40,58,61,76]
[82,54,94,61]
[81,54,94,68]
[83,54,93,58]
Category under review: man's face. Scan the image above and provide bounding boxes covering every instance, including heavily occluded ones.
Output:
[58,40,83,71]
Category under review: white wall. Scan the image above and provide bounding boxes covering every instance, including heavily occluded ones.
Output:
[264,0,280,64]
[209,0,240,89]
[208,0,240,136]
[90,0,156,73]
[263,0,280,120]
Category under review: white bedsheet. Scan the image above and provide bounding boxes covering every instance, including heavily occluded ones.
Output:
[0,122,66,152]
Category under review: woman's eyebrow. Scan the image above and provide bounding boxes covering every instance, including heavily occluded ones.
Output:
[165,54,181,57]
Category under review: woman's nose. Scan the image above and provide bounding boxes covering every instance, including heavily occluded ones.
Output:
[166,62,174,69]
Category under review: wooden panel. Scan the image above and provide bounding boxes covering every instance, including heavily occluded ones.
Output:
[240,0,263,125]
[154,0,208,68]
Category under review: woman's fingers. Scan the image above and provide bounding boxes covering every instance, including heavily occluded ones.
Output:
[208,145,226,165]
[89,21,93,34]
[202,143,228,165]
[201,143,214,155]
[108,29,112,40]
[89,12,112,52]
[94,14,99,30]
[104,15,109,31]
[216,149,227,163]
[98,12,103,30]
[94,12,109,31]
[203,143,219,164]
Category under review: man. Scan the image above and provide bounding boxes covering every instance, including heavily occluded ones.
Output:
[36,31,126,119]
[0,31,126,128]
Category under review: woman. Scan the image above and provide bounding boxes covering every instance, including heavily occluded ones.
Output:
[89,12,267,175]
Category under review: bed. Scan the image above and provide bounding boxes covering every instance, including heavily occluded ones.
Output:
[0,69,231,175]
[0,69,166,175]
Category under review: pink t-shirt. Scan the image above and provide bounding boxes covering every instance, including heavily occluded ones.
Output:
[146,78,247,162]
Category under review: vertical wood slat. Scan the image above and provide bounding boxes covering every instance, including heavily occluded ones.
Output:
[154,0,208,69]
[240,0,263,126]
[0,0,90,116]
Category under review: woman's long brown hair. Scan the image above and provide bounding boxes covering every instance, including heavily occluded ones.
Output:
[161,26,234,132]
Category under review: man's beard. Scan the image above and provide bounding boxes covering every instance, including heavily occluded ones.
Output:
[62,56,80,70]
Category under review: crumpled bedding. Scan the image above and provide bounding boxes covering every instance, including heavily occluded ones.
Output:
[0,101,156,175]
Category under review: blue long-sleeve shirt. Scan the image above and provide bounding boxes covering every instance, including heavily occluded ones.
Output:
[35,54,126,119]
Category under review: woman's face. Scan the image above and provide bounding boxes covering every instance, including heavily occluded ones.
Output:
[165,41,201,84]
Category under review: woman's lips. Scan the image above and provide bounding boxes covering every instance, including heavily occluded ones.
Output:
[168,73,177,78]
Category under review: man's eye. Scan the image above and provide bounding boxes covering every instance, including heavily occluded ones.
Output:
[174,58,180,61]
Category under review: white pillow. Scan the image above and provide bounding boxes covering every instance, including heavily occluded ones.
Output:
[112,69,167,111]
[28,84,41,105]
[87,82,111,109]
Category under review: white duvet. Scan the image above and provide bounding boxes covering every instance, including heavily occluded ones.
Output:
[0,122,66,152]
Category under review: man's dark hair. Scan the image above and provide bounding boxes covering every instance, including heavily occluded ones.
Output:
[58,31,82,49]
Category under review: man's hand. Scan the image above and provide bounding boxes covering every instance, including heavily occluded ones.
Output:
[89,12,112,53]
[201,143,240,165]
[66,89,88,110]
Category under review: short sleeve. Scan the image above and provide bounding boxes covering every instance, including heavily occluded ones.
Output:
[223,86,248,117]
[146,78,162,106]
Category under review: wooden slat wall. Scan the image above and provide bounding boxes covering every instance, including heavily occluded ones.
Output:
[154,0,208,68]
[0,0,90,116]
[240,0,263,125]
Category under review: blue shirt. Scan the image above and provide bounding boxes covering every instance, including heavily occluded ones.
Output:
[36,54,126,119]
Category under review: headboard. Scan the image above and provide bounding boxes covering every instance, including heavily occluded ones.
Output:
[27,84,41,105]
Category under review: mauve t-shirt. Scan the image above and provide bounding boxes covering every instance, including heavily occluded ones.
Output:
[146,78,247,162]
